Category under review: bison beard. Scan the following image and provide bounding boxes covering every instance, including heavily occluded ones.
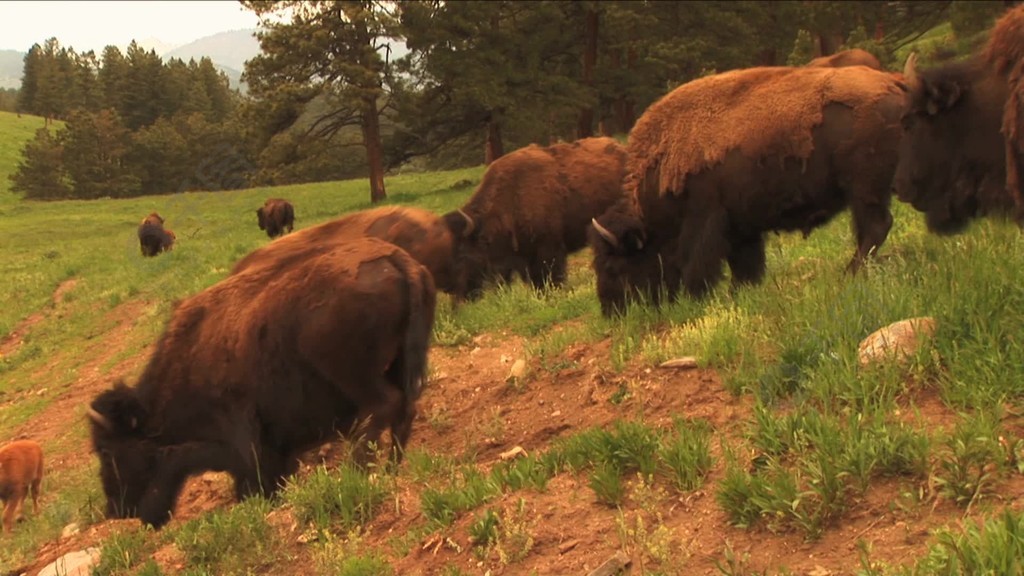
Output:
[87,238,436,528]
[589,65,906,315]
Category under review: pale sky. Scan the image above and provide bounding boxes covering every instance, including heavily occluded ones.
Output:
[0,1,263,53]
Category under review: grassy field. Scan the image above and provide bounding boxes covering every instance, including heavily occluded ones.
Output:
[3,108,1024,574]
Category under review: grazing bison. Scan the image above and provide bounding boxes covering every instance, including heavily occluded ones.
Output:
[0,439,43,534]
[807,48,884,71]
[138,216,176,257]
[232,206,460,296]
[893,7,1024,234]
[256,198,295,239]
[442,137,628,298]
[88,238,436,528]
[589,65,906,315]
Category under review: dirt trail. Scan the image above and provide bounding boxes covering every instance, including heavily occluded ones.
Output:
[0,279,78,360]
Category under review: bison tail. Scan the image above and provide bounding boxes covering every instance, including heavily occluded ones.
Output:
[402,263,437,403]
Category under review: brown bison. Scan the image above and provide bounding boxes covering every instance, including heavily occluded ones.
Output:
[589,65,907,315]
[232,206,460,296]
[893,7,1024,234]
[257,198,295,239]
[138,215,176,257]
[88,237,436,528]
[0,439,43,533]
[807,48,884,71]
[442,137,628,298]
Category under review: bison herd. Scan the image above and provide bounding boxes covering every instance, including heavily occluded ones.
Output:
[54,6,1024,530]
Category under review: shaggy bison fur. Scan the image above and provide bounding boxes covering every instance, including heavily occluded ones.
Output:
[88,238,436,528]
[138,214,176,257]
[807,48,883,71]
[589,65,906,315]
[442,137,627,298]
[232,206,460,296]
[0,439,43,533]
[893,7,1024,233]
[256,198,295,239]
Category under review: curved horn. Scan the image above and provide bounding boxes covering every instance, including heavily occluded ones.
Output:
[591,218,618,247]
[902,52,919,91]
[457,209,475,237]
[86,407,112,431]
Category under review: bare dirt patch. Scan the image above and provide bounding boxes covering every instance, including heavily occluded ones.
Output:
[11,324,1024,576]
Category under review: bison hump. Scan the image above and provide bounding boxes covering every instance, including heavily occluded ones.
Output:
[627,66,906,197]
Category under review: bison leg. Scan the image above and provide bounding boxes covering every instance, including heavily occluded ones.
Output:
[527,245,568,289]
[848,200,893,273]
[680,210,730,298]
[2,487,24,532]
[350,382,405,467]
[727,235,767,286]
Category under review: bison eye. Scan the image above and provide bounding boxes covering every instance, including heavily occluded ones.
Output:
[900,113,916,131]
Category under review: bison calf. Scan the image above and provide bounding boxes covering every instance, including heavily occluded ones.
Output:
[256,198,295,239]
[0,439,43,533]
[88,237,436,529]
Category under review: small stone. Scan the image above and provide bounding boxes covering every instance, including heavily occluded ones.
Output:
[499,446,527,460]
[659,357,699,369]
[36,548,100,576]
[858,317,937,366]
[60,522,80,539]
[551,410,561,417]
[507,358,526,380]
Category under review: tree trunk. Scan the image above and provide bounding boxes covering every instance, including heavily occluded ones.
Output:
[816,32,845,57]
[577,5,599,139]
[485,116,504,165]
[360,98,386,204]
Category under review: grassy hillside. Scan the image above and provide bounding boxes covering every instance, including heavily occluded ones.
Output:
[0,111,55,208]
[3,122,1024,573]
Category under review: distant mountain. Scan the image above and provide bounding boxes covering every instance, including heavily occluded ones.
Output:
[163,29,260,75]
[0,50,24,90]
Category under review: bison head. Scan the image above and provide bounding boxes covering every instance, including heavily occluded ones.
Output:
[588,206,677,317]
[256,207,267,231]
[87,384,169,527]
[893,53,1011,234]
[442,209,492,300]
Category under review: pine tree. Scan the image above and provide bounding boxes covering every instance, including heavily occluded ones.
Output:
[787,29,816,66]
[9,127,70,200]
[61,109,140,199]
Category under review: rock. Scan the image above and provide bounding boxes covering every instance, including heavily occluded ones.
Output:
[507,358,527,380]
[499,446,527,460]
[60,522,80,539]
[659,357,699,369]
[858,317,937,366]
[36,547,100,576]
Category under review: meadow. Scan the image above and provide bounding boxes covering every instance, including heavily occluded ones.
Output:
[3,107,1024,575]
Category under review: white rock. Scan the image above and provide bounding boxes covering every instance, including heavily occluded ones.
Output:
[659,357,699,369]
[507,358,527,380]
[60,522,80,539]
[858,317,937,366]
[36,547,100,576]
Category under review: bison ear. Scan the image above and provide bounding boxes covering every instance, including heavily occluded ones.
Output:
[623,230,645,252]
[923,78,965,116]
[442,210,476,239]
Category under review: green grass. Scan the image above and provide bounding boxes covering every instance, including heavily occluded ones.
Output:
[6,108,1024,572]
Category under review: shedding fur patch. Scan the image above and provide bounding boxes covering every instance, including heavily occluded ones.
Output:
[985,6,1024,217]
[626,66,906,199]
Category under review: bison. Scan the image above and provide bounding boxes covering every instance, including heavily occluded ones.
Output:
[589,65,907,315]
[138,216,176,257]
[807,48,884,71]
[87,237,436,528]
[0,439,43,534]
[257,198,295,239]
[892,7,1024,234]
[232,206,460,296]
[442,137,628,298]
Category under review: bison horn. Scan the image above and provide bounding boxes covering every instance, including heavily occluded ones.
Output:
[86,407,112,431]
[902,52,919,90]
[457,209,475,237]
[591,218,618,247]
